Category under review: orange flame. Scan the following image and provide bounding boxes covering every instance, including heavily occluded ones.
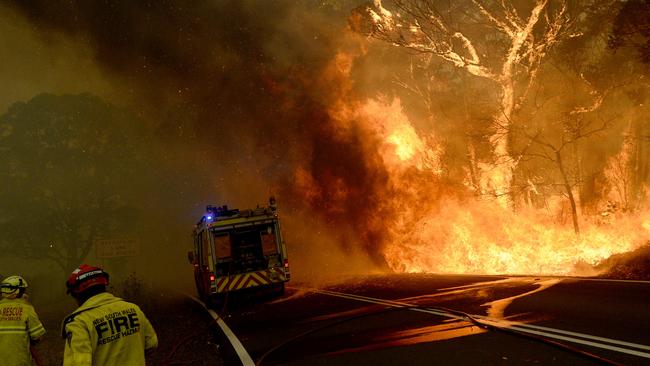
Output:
[296,45,649,277]
[356,98,649,275]
[360,98,439,172]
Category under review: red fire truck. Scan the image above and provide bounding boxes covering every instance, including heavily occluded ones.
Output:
[189,197,290,304]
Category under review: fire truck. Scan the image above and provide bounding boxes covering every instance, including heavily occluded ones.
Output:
[189,197,289,304]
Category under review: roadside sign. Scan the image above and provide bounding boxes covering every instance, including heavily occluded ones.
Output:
[95,238,140,258]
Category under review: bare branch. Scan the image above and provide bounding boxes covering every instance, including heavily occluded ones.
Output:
[472,0,516,36]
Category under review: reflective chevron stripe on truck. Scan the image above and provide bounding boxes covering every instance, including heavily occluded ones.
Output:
[216,267,286,293]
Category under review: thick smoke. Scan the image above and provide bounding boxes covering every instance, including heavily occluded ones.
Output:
[6,0,395,279]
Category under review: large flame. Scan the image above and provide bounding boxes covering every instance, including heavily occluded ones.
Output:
[363,99,650,275]
[293,47,649,277]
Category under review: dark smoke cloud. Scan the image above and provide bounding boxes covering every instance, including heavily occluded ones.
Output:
[11,1,316,138]
[8,1,393,270]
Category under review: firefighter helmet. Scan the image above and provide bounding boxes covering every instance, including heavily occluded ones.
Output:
[0,275,28,299]
[66,264,109,296]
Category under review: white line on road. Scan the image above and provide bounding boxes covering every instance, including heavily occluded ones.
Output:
[489,319,650,351]
[188,295,255,366]
[567,278,650,284]
[305,288,650,360]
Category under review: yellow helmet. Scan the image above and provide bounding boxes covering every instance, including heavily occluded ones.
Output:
[0,275,28,299]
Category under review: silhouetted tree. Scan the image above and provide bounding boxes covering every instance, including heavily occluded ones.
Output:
[609,0,650,65]
[0,93,149,274]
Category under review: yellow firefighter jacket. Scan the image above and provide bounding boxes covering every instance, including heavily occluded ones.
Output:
[61,292,158,366]
[0,297,46,366]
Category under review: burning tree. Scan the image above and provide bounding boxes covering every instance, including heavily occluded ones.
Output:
[350,0,587,205]
[509,0,650,234]
[514,107,612,235]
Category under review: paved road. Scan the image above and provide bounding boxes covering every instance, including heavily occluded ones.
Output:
[213,274,650,365]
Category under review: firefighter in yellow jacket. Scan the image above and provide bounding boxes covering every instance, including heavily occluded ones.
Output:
[62,264,158,366]
[0,275,46,366]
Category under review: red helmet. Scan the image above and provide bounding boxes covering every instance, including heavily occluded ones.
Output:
[66,264,109,296]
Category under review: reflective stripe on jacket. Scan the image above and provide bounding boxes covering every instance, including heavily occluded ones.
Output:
[0,297,46,366]
[62,292,158,366]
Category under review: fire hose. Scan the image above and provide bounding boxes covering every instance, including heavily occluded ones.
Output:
[30,344,43,366]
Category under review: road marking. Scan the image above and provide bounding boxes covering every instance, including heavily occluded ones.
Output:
[188,295,255,366]
[495,321,650,351]
[566,278,650,284]
[305,288,650,360]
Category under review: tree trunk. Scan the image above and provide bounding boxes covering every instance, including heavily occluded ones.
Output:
[556,151,580,235]
[484,81,515,207]
[466,141,480,194]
